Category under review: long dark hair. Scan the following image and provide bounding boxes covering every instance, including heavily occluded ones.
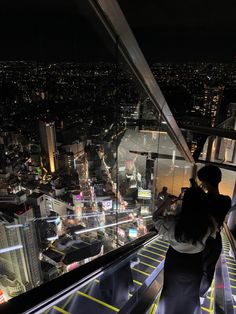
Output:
[175,187,214,244]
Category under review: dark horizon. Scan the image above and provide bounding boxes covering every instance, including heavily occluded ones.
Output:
[0,0,235,64]
[0,58,235,64]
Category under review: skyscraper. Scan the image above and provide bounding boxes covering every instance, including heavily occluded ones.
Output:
[39,121,57,173]
[0,207,42,297]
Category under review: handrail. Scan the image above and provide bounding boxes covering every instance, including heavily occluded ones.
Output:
[223,222,236,259]
[120,259,164,314]
[214,223,236,314]
[1,232,157,314]
[123,226,236,314]
[17,226,235,314]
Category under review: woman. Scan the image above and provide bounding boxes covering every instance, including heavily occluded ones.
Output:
[153,187,217,314]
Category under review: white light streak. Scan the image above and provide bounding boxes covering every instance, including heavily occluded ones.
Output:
[143,215,152,219]
[5,224,24,229]
[0,245,23,254]
[172,149,176,165]
[47,236,58,241]
[75,219,134,235]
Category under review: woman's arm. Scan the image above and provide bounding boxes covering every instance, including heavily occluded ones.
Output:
[152,195,178,221]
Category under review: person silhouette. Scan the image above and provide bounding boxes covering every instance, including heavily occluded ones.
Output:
[153,187,217,314]
[197,165,231,296]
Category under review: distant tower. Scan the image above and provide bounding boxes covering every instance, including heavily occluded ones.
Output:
[39,121,57,173]
[203,83,224,127]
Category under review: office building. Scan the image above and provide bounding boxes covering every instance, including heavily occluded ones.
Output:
[0,207,42,295]
[39,121,57,173]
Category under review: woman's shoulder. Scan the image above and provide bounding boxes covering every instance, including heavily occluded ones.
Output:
[213,194,231,202]
[218,194,231,208]
[208,194,231,210]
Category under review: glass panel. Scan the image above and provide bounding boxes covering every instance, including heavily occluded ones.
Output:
[156,133,193,198]
[199,102,236,169]
[0,0,193,305]
[197,103,236,197]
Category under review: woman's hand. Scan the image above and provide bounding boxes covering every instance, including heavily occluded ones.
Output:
[153,194,178,221]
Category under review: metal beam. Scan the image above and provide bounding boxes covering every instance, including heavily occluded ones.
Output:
[197,160,236,172]
[179,124,236,140]
[86,0,194,163]
[129,150,185,161]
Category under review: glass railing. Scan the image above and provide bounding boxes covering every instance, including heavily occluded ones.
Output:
[1,232,163,314]
[0,0,194,305]
[38,235,165,314]
[4,223,236,313]
[0,210,153,301]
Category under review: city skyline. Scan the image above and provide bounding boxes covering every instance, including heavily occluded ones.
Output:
[0,60,235,161]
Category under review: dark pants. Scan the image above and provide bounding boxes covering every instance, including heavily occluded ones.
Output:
[157,246,203,314]
[200,232,222,296]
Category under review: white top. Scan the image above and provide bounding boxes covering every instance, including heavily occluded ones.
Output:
[155,217,217,254]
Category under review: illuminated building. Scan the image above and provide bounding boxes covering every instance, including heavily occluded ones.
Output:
[40,194,73,217]
[0,207,42,296]
[58,152,76,175]
[203,84,224,127]
[39,121,57,173]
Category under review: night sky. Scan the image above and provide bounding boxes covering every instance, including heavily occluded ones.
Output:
[119,0,236,62]
[0,0,236,62]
